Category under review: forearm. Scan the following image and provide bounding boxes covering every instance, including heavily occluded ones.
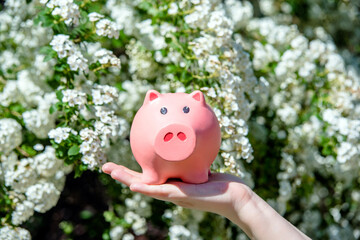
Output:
[225,183,310,240]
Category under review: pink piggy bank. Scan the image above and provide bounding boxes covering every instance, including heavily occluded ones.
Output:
[130,90,221,184]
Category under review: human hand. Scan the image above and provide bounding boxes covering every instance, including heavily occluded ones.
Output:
[101,162,252,218]
[102,162,311,240]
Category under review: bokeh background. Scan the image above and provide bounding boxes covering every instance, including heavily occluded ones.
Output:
[0,0,359,239]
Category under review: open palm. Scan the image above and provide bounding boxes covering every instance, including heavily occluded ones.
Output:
[102,162,252,216]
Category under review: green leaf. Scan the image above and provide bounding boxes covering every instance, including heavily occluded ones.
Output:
[49,104,57,114]
[35,11,55,27]
[21,145,37,157]
[68,145,80,156]
[55,63,68,72]
[166,64,178,73]
[56,90,64,101]
[56,149,65,158]
[39,46,53,55]
[9,103,26,114]
[102,232,110,240]
[74,164,88,178]
[44,52,57,62]
[103,211,115,222]
[55,101,63,109]
[64,107,72,114]
[138,1,152,11]
[80,210,94,219]
[59,221,74,235]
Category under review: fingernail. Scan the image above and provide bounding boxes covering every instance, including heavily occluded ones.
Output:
[101,163,110,172]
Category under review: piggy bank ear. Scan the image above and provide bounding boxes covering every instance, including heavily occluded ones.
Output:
[190,90,206,106]
[144,90,161,104]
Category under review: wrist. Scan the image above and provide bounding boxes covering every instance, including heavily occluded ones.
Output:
[227,182,256,237]
[229,184,310,240]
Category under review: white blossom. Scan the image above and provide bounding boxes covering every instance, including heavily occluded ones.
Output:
[62,89,87,108]
[33,143,45,151]
[67,51,89,73]
[298,61,316,78]
[124,211,147,235]
[135,19,167,50]
[94,49,121,67]
[48,127,77,143]
[16,70,44,106]
[0,81,20,107]
[11,200,35,225]
[44,0,80,26]
[124,193,152,218]
[106,1,137,35]
[50,34,88,73]
[122,233,135,240]
[88,12,104,22]
[252,41,280,70]
[0,226,31,240]
[0,118,22,155]
[169,225,191,240]
[92,85,119,105]
[34,146,63,177]
[50,34,75,58]
[225,0,253,29]
[23,107,56,139]
[79,127,107,169]
[4,158,37,193]
[277,105,298,125]
[0,50,20,75]
[26,182,61,213]
[96,19,120,39]
[109,226,124,240]
[337,142,358,164]
[126,40,160,79]
[325,53,345,73]
[168,3,178,15]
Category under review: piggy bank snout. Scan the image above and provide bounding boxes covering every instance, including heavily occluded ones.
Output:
[164,131,187,142]
[154,124,196,161]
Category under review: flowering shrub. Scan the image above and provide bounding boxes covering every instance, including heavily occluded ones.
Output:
[257,0,360,59]
[0,0,359,239]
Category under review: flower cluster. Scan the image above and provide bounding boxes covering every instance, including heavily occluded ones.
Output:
[179,0,261,180]
[40,0,80,26]
[0,1,73,236]
[126,40,160,80]
[94,49,121,68]
[50,34,89,73]
[78,128,106,170]
[92,85,119,105]
[0,225,31,240]
[105,193,152,240]
[47,84,125,170]
[0,118,22,155]
[88,12,120,39]
[1,148,71,229]
[238,9,360,238]
[257,0,360,61]
[48,127,78,144]
[62,89,87,109]
[22,93,57,138]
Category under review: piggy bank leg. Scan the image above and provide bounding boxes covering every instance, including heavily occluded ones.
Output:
[181,169,209,184]
[141,170,167,185]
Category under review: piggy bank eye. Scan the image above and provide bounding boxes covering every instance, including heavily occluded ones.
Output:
[183,106,190,114]
[160,107,168,115]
